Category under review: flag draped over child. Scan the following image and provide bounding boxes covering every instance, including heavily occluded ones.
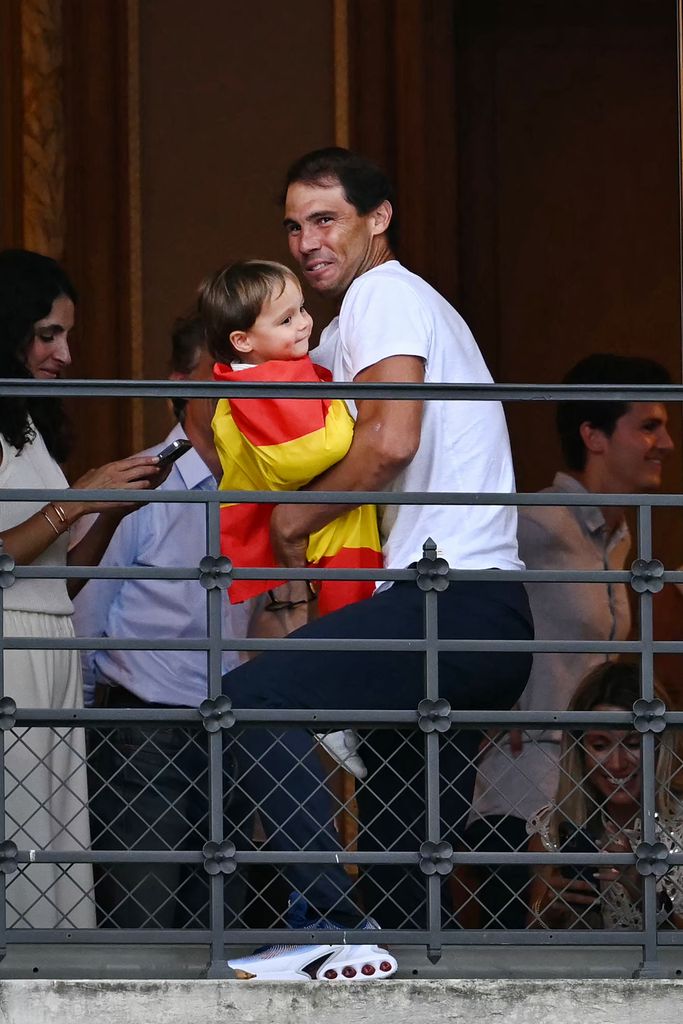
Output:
[212,357,383,615]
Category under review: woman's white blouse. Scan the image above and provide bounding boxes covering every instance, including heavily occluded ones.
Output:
[528,804,683,929]
[0,426,73,614]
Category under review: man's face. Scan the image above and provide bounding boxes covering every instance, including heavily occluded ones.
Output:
[284,180,382,298]
[597,402,673,491]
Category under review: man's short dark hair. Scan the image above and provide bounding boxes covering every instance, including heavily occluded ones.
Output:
[282,147,398,250]
[557,353,672,471]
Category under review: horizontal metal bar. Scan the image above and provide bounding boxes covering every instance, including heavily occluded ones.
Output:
[12,565,670,584]
[16,565,683,587]
[3,928,655,947]
[0,636,654,653]
[11,848,643,868]
[11,708,667,727]
[1,378,683,401]
[6,487,683,507]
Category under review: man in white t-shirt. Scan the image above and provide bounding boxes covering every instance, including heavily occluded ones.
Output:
[223,148,533,981]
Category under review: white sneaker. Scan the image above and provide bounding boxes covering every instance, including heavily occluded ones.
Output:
[315,729,367,780]
[227,914,397,981]
[227,939,398,981]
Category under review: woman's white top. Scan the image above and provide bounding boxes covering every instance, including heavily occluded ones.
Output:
[529,804,683,929]
[0,426,73,614]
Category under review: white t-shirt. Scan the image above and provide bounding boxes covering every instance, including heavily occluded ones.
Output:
[314,261,522,571]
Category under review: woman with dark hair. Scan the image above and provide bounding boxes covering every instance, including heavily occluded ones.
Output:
[527,662,683,930]
[0,248,162,927]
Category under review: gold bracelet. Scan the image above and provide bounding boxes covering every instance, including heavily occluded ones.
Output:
[530,895,547,917]
[40,506,62,536]
[49,502,68,525]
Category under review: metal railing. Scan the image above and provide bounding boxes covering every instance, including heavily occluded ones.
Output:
[1,378,682,979]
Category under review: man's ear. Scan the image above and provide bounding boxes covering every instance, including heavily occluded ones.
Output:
[229,330,252,354]
[370,199,393,238]
[579,420,609,456]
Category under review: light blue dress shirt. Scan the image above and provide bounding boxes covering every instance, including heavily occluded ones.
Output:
[73,425,252,706]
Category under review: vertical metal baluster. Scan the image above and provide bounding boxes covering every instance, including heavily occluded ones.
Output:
[0,542,7,959]
[205,497,228,977]
[634,503,662,978]
[421,540,443,964]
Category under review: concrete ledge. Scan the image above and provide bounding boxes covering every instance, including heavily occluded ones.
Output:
[4,979,683,1024]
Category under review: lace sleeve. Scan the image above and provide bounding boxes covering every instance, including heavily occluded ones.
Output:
[526,804,557,850]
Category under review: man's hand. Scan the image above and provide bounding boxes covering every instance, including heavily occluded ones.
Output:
[270,503,309,567]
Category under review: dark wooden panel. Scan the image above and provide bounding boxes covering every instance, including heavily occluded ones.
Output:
[137,0,336,446]
[347,0,459,305]
[0,0,24,249]
[61,0,137,476]
[454,0,681,485]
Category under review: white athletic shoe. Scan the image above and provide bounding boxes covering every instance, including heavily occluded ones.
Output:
[227,894,397,981]
[315,729,367,780]
[227,939,398,981]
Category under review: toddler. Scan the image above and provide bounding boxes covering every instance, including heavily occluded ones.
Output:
[199,260,384,779]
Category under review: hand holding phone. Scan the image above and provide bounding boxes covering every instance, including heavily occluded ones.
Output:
[558,824,600,893]
[156,438,193,468]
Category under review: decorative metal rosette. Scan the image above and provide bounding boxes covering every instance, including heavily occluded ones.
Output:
[634,841,671,879]
[202,840,237,876]
[0,842,18,875]
[0,550,16,589]
[632,697,667,734]
[417,698,452,734]
[198,695,235,732]
[0,698,17,732]
[415,538,450,592]
[419,840,454,876]
[198,555,233,590]
[630,558,664,594]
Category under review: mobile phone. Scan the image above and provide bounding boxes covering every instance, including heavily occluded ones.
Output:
[558,824,599,886]
[156,438,193,467]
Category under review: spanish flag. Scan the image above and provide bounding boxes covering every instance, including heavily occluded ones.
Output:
[212,357,383,615]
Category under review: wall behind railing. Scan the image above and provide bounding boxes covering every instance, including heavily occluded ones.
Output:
[2,0,683,678]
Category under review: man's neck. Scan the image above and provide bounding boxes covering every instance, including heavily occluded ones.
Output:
[335,243,395,311]
[565,468,624,534]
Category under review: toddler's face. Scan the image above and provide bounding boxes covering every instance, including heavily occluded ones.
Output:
[239,277,312,364]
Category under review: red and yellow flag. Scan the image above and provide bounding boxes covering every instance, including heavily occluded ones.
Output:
[212,357,383,615]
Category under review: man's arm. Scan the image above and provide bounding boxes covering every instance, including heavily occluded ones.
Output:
[270,354,424,566]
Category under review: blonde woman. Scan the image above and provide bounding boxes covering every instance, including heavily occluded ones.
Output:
[527,661,683,930]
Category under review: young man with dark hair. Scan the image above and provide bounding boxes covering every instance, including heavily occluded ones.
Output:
[222,147,533,981]
[468,352,673,929]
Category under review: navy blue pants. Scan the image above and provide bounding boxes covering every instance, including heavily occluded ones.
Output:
[222,577,533,928]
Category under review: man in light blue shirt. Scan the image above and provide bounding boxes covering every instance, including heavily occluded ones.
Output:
[74,316,252,928]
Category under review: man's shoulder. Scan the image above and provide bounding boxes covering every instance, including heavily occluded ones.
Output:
[518,484,579,544]
[340,260,462,342]
[343,261,428,306]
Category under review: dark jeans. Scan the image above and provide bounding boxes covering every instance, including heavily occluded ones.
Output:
[222,577,533,929]
[89,719,247,928]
